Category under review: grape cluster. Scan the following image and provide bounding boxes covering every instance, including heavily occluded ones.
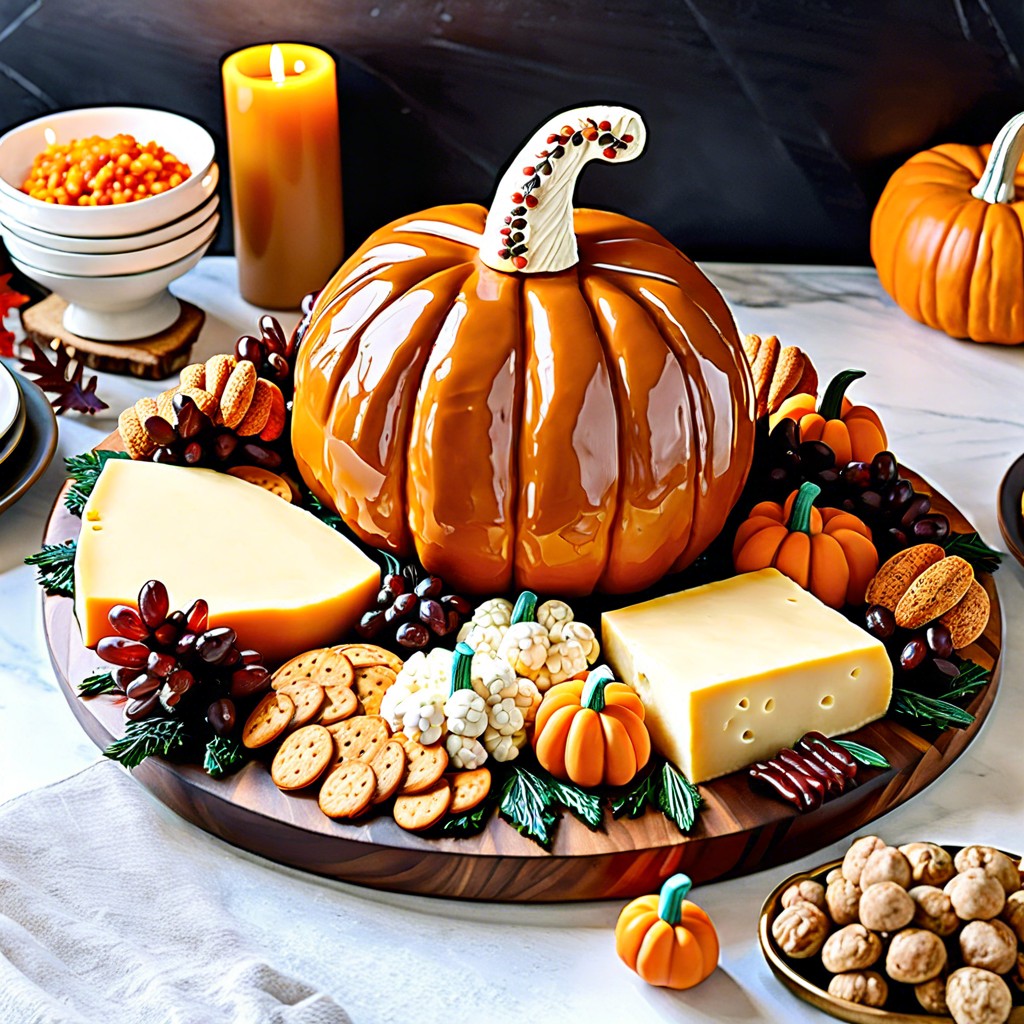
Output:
[763,419,841,500]
[234,314,297,394]
[356,569,471,651]
[97,580,269,728]
[864,605,959,688]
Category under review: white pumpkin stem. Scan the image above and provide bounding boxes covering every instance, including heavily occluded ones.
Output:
[971,111,1024,203]
[480,105,647,274]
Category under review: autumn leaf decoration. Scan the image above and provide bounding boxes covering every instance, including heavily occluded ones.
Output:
[0,273,28,358]
[18,338,107,415]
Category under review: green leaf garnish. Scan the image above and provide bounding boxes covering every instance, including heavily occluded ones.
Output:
[892,689,975,730]
[78,671,118,697]
[25,539,77,597]
[834,739,891,769]
[941,659,991,702]
[546,774,602,830]
[609,765,660,819]
[439,795,497,838]
[203,735,248,779]
[498,764,558,849]
[103,717,186,770]
[657,762,702,834]
[63,450,129,516]
[942,532,1001,574]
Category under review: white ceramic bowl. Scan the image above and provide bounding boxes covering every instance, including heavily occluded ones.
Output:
[2,213,219,276]
[10,236,213,341]
[0,107,216,237]
[0,182,219,254]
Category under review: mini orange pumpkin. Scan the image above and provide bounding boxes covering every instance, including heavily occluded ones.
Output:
[615,873,719,990]
[871,111,1024,344]
[770,369,887,465]
[733,481,878,608]
[533,666,650,788]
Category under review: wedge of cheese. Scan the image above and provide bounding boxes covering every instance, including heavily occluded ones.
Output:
[74,459,380,663]
[601,568,892,783]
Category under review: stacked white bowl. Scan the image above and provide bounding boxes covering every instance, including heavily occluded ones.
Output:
[0,107,219,341]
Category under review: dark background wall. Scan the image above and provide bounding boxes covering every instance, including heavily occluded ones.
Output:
[1,0,1022,265]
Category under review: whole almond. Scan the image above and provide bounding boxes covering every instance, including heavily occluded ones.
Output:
[865,544,946,611]
[895,555,974,630]
[939,579,990,650]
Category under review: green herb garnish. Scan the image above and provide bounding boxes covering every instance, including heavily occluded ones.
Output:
[834,739,891,769]
[439,795,498,838]
[63,450,129,516]
[892,689,975,730]
[546,775,602,830]
[78,671,118,697]
[941,659,991,702]
[942,532,1002,574]
[498,764,558,849]
[25,539,77,597]
[203,735,248,779]
[657,762,702,834]
[103,717,187,770]
[609,765,661,820]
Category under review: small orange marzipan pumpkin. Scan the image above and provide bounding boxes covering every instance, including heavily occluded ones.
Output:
[615,873,719,990]
[732,481,878,608]
[533,666,650,789]
[871,111,1024,344]
[770,368,887,465]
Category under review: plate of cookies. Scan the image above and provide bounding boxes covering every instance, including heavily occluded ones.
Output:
[760,835,1024,1023]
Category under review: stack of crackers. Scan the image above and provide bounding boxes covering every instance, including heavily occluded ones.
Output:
[242,642,492,832]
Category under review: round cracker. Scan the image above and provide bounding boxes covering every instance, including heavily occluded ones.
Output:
[242,691,295,749]
[272,648,331,690]
[318,684,359,725]
[400,736,448,794]
[271,724,333,790]
[318,761,376,819]
[370,739,407,804]
[278,680,325,728]
[327,715,390,765]
[341,643,404,673]
[446,767,492,814]
[353,665,396,717]
[394,780,451,832]
[311,647,356,689]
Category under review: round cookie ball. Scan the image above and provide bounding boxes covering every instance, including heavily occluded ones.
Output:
[886,928,947,984]
[916,977,949,1015]
[826,867,844,886]
[843,836,886,885]
[772,902,830,959]
[861,846,912,890]
[781,879,827,911]
[955,846,1020,896]
[827,971,888,1008]
[946,869,1006,921]
[826,876,863,926]
[821,924,883,974]
[860,881,915,932]
[946,967,1012,1024]
[960,919,1018,975]
[1003,890,1024,942]
[900,842,955,887]
[910,885,960,937]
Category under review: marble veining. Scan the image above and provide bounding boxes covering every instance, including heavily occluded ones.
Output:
[0,257,1022,1023]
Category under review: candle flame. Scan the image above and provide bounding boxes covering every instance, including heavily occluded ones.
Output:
[270,44,285,85]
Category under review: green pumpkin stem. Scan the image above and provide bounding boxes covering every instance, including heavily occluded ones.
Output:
[450,642,475,696]
[510,590,538,624]
[818,369,865,421]
[658,873,693,924]
[787,481,821,535]
[581,665,614,712]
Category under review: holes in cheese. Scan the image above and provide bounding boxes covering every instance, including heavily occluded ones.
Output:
[600,568,893,784]
[73,459,381,664]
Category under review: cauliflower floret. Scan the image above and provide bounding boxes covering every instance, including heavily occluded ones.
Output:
[446,734,488,770]
[444,687,488,739]
[497,621,550,679]
[536,598,574,635]
[553,618,600,665]
[380,648,451,745]
[459,597,514,656]
[484,725,527,762]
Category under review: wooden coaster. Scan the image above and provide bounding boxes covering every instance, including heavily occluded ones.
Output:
[22,294,204,380]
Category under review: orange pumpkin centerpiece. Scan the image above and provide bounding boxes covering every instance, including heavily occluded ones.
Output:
[733,481,878,608]
[770,368,887,466]
[871,111,1024,344]
[292,104,756,596]
[615,873,719,990]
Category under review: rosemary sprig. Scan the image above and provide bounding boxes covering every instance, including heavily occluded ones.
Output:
[25,540,77,597]
[892,689,975,730]
[942,532,1001,574]
[63,450,129,516]
[940,659,991,703]
[78,671,118,697]
[834,739,891,769]
[103,717,186,770]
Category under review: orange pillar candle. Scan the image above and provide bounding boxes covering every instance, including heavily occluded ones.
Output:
[222,43,343,309]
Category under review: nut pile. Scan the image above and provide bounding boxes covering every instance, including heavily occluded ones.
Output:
[771,834,1024,1023]
[243,643,492,832]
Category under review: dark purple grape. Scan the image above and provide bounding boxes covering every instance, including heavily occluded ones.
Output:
[139,580,170,628]
[196,627,237,664]
[259,314,288,354]
[816,468,839,487]
[886,526,909,549]
[900,637,928,671]
[266,352,290,379]
[769,418,799,452]
[396,622,430,649]
[414,576,444,599]
[885,479,914,511]
[114,667,136,688]
[172,394,207,440]
[143,414,177,447]
[419,598,447,635]
[900,495,932,527]
[175,632,197,657]
[356,609,387,638]
[153,622,179,647]
[182,441,204,465]
[841,462,872,490]
[212,431,238,462]
[146,651,176,678]
[865,605,896,640]
[871,452,898,486]
[166,668,193,694]
[125,673,159,699]
[125,694,159,720]
[926,624,954,659]
[858,490,883,514]
[382,572,406,597]
[239,443,282,469]
[913,515,950,542]
[97,636,150,668]
[798,441,835,472]
[185,599,209,633]
[207,698,237,736]
[385,592,417,624]
[108,604,149,640]
[932,659,959,683]
[230,664,270,697]
[221,648,241,668]
[238,649,262,665]
[236,334,264,365]
[152,446,179,465]
[441,594,472,615]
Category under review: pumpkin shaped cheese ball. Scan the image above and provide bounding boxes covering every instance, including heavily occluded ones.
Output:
[292,104,756,596]
[615,874,719,989]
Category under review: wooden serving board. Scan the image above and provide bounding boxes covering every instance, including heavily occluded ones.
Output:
[42,464,1002,903]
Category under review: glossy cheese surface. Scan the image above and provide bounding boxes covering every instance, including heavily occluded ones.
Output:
[74,459,380,663]
[601,569,893,783]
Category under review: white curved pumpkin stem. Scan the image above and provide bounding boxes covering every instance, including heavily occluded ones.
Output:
[480,105,647,274]
[971,111,1024,203]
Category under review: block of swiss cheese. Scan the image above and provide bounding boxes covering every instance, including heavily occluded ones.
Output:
[74,459,380,663]
[601,568,893,784]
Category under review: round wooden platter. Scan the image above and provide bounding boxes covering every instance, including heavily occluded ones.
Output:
[997,452,1024,570]
[42,460,1002,903]
[759,846,1024,1023]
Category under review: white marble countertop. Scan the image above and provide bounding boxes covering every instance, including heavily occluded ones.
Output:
[1,256,1023,1023]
